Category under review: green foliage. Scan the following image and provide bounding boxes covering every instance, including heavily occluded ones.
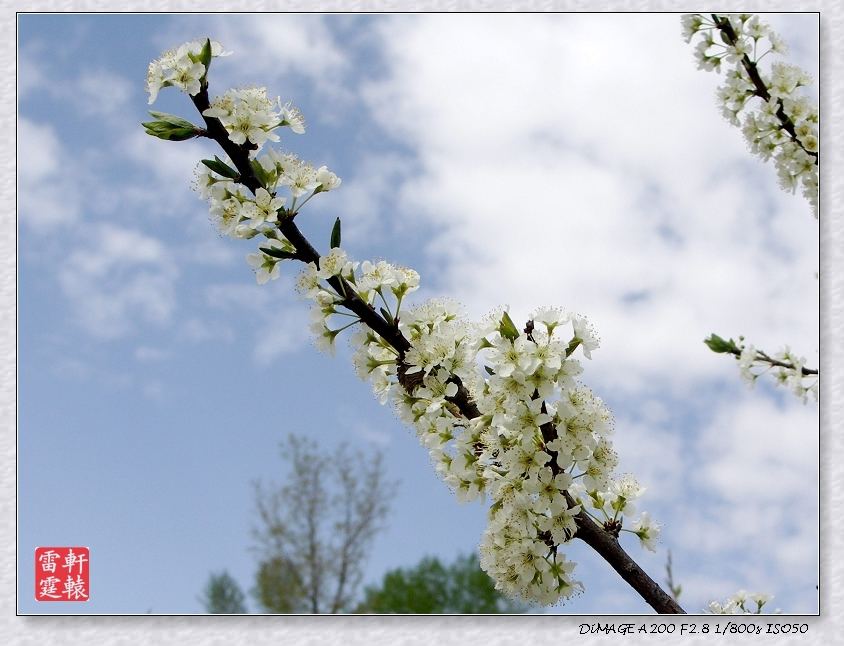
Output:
[199,570,248,614]
[356,553,531,614]
[142,111,201,141]
[201,156,240,179]
[197,38,212,74]
[498,311,520,341]
[250,158,271,189]
[259,246,298,260]
[703,333,740,354]
[252,556,308,613]
[330,217,342,249]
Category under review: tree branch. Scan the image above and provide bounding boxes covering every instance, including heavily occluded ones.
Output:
[723,344,818,376]
[711,14,818,164]
[191,82,685,614]
[572,502,685,614]
[192,87,412,355]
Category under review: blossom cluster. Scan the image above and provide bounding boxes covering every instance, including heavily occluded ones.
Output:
[707,590,774,615]
[736,342,818,403]
[192,148,341,281]
[149,39,314,158]
[683,14,819,217]
[297,252,659,605]
[150,41,341,285]
[705,333,818,404]
[146,38,230,104]
[296,252,419,357]
[146,37,659,608]
[202,87,285,147]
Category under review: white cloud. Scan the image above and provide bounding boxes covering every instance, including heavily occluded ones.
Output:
[693,394,817,511]
[118,128,208,217]
[362,14,818,397]
[18,118,81,229]
[358,14,819,611]
[179,232,238,268]
[59,225,178,338]
[18,118,60,183]
[306,151,415,245]
[18,49,46,98]
[611,415,685,507]
[204,281,272,312]
[173,15,349,106]
[142,380,166,401]
[203,279,309,364]
[670,393,819,602]
[348,419,392,447]
[252,306,309,366]
[70,69,133,117]
[178,317,234,344]
[17,44,133,118]
[135,346,170,363]
[50,356,92,381]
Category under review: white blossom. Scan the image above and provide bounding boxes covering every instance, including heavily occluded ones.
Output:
[146,39,229,104]
[148,37,662,609]
[246,238,287,285]
[731,337,817,403]
[279,101,306,134]
[683,13,819,217]
[708,590,775,614]
[629,511,660,552]
[203,87,282,147]
[315,165,342,192]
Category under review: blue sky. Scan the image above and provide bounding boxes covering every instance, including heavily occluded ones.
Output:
[17,13,819,614]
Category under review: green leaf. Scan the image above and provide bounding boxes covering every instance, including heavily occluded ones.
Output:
[148,111,198,129]
[250,159,270,189]
[330,217,342,249]
[201,157,240,180]
[259,247,298,260]
[198,38,213,69]
[498,311,519,341]
[703,333,739,354]
[142,120,199,141]
[380,307,395,327]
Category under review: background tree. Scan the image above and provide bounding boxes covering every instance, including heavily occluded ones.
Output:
[251,434,395,613]
[356,553,530,614]
[198,570,248,614]
[663,551,682,604]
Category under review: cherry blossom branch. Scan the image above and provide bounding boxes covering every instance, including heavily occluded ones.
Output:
[685,15,819,403]
[191,106,684,612]
[704,333,818,403]
[711,14,818,164]
[191,87,412,355]
[755,349,817,375]
[137,40,690,614]
[684,13,818,218]
[572,506,685,614]
[704,333,817,376]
